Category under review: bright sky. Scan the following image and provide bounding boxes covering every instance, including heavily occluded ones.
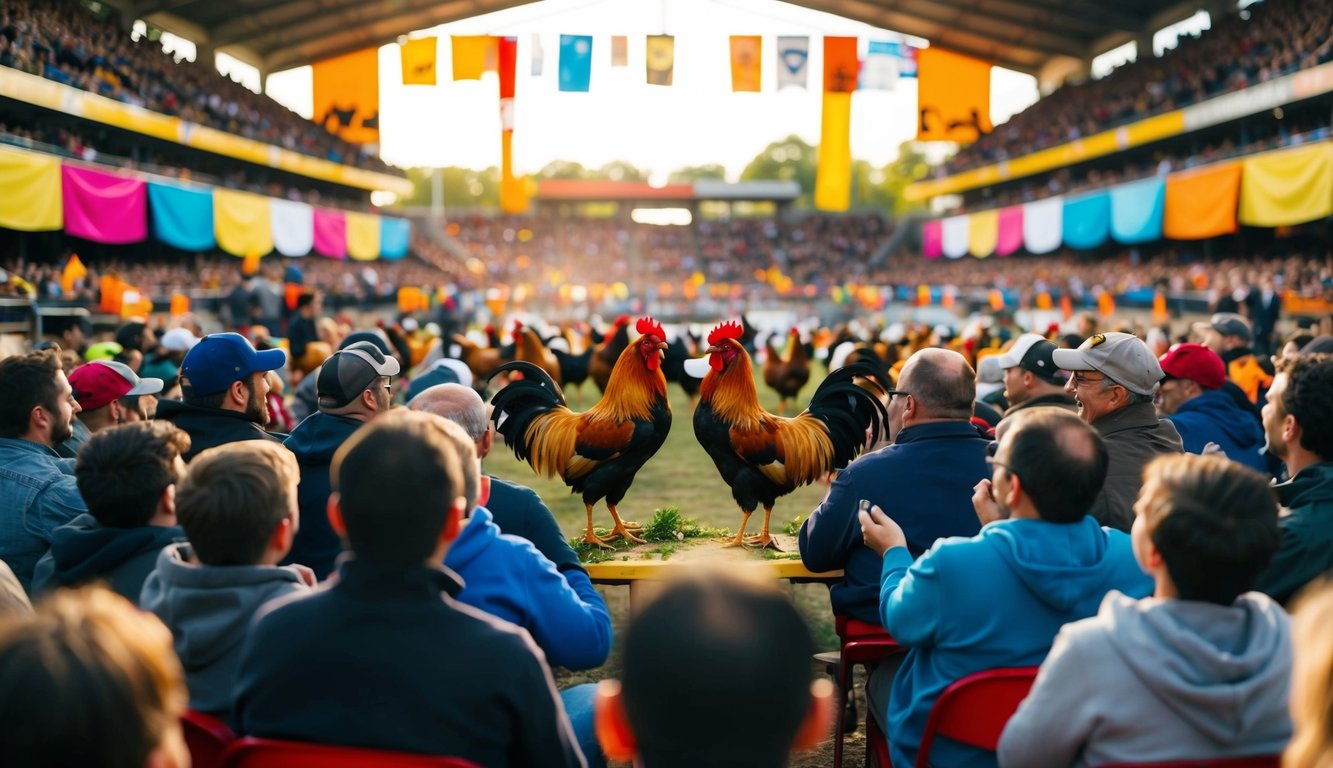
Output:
[262,0,1041,181]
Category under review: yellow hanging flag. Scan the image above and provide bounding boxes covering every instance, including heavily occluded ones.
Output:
[917,47,991,143]
[60,253,87,296]
[646,35,674,86]
[730,36,762,92]
[452,35,497,80]
[312,48,379,144]
[401,37,438,85]
[814,38,855,212]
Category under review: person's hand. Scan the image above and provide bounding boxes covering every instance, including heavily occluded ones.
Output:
[292,564,317,587]
[1201,441,1227,457]
[858,503,906,557]
[972,479,1005,525]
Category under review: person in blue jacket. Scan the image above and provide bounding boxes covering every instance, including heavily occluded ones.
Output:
[860,408,1152,768]
[1156,343,1268,474]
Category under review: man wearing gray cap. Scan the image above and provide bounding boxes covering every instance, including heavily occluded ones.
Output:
[1197,312,1274,405]
[995,333,1077,416]
[283,341,399,579]
[1053,332,1182,531]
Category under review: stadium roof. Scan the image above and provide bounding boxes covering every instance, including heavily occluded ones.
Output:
[117,0,1199,76]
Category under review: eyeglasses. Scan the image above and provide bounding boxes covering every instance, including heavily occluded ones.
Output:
[986,454,1018,477]
[886,389,911,400]
[1071,373,1109,387]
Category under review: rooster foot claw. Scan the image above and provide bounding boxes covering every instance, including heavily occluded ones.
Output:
[620,521,644,533]
[745,534,782,551]
[582,532,616,550]
[605,526,646,545]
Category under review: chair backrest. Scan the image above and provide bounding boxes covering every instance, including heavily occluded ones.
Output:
[914,666,1039,768]
[220,738,482,768]
[836,615,905,666]
[1096,757,1283,768]
[181,710,236,768]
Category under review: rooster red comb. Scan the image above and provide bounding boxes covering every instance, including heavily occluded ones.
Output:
[612,315,630,328]
[636,317,665,340]
[708,320,744,346]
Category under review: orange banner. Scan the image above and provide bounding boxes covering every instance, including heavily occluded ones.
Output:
[917,47,991,143]
[451,35,496,80]
[1163,161,1241,240]
[822,36,858,93]
[730,36,762,92]
[312,48,379,144]
[400,37,437,85]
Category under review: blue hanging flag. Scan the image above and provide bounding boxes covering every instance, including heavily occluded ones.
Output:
[559,34,593,92]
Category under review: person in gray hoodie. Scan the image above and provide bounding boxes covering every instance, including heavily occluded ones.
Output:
[140,440,313,722]
[999,453,1291,768]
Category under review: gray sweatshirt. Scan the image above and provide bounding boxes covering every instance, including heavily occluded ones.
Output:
[140,543,311,719]
[999,591,1292,768]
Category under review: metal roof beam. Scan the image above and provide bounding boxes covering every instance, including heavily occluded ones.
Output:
[211,0,369,48]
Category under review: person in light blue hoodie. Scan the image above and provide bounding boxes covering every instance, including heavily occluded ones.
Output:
[999,454,1291,767]
[140,440,313,723]
[860,408,1152,768]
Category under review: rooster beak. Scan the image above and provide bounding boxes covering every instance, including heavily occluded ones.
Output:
[655,341,668,351]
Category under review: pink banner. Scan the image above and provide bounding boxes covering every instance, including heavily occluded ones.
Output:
[922,219,942,259]
[995,206,1024,257]
[61,165,146,244]
[313,208,347,259]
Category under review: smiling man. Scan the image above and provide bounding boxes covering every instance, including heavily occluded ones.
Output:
[1052,332,1182,531]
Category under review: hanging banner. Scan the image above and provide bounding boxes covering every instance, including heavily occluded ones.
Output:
[531,34,544,76]
[942,214,969,259]
[1109,176,1165,244]
[270,199,314,257]
[860,41,899,91]
[346,212,381,261]
[148,180,214,251]
[1062,191,1111,250]
[559,35,593,92]
[917,47,991,143]
[646,35,675,86]
[61,254,86,296]
[0,146,61,231]
[996,206,1023,256]
[730,35,762,92]
[214,189,273,258]
[401,37,438,85]
[922,219,942,259]
[1238,142,1333,227]
[1163,161,1241,240]
[380,217,410,260]
[814,37,857,212]
[1023,196,1063,254]
[776,36,809,90]
[499,35,528,214]
[898,44,919,78]
[823,36,859,93]
[313,208,347,259]
[611,36,628,67]
[968,209,999,258]
[61,165,146,244]
[312,48,379,144]
[452,35,496,80]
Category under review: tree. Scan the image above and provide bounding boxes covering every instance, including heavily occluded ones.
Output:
[879,141,932,217]
[668,163,727,184]
[739,135,817,206]
[537,160,590,180]
[593,160,649,182]
[400,167,500,209]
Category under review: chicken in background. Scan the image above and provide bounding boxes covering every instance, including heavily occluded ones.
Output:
[512,321,563,386]
[660,325,703,409]
[589,315,632,393]
[550,322,594,406]
[450,332,509,388]
[490,317,672,548]
[762,327,812,416]
[689,320,890,549]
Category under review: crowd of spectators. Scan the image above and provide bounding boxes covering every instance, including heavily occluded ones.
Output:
[0,0,398,176]
[947,0,1333,174]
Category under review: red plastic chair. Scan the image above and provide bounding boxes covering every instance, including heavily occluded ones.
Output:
[181,710,236,768]
[1096,758,1282,768]
[864,665,1039,768]
[826,615,906,768]
[219,738,483,768]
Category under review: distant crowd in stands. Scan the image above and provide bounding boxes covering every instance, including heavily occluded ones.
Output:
[0,0,396,176]
[947,0,1333,174]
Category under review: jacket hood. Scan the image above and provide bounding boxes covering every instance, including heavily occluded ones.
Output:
[283,412,364,464]
[1104,591,1292,745]
[47,514,182,586]
[1175,391,1265,447]
[442,507,500,572]
[985,517,1136,612]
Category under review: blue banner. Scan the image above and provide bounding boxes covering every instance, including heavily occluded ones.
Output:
[559,35,593,92]
[1062,191,1111,250]
[380,217,410,260]
[147,181,214,252]
[1110,177,1166,244]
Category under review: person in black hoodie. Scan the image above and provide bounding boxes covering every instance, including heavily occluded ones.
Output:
[32,421,189,602]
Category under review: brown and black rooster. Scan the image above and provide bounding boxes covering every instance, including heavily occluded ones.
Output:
[763,327,811,416]
[691,320,890,549]
[490,317,672,548]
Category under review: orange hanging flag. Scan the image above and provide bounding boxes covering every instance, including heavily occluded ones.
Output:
[60,253,87,296]
[242,250,262,276]
[988,289,1005,311]
[170,293,190,317]
[1152,289,1168,325]
[822,36,858,93]
[730,36,762,92]
[1060,294,1073,320]
[401,37,438,85]
[1036,291,1053,310]
[1098,291,1116,318]
[312,48,379,144]
[917,47,991,143]
[452,35,496,80]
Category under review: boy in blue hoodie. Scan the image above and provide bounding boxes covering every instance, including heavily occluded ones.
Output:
[860,408,1153,768]
[140,440,313,722]
[33,421,189,600]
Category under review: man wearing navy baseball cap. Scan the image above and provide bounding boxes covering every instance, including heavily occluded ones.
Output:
[157,333,287,461]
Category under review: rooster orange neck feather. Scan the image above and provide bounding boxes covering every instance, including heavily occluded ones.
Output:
[595,338,668,422]
[702,343,769,428]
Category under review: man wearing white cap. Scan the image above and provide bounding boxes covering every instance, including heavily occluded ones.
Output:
[1053,332,1183,531]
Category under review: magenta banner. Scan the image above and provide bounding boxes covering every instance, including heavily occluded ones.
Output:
[922,219,942,259]
[996,206,1024,257]
[313,208,347,259]
[61,165,146,244]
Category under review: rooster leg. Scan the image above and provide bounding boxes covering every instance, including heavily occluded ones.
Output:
[604,504,646,545]
[582,504,614,550]
[725,510,753,548]
[776,398,787,417]
[744,505,782,551]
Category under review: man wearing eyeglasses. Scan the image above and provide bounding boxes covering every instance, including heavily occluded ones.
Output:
[283,341,400,579]
[1052,332,1182,532]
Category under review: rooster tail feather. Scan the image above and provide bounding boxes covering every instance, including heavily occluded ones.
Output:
[488,361,570,469]
[805,362,891,467]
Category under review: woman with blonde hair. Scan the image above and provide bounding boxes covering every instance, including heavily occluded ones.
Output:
[1287,580,1333,768]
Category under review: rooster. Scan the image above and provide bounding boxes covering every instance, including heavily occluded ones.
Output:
[490,317,672,548]
[763,327,812,416]
[589,315,632,393]
[512,322,563,386]
[690,320,890,549]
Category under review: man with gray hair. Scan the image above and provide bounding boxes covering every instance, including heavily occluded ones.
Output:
[283,341,399,579]
[1053,332,1182,531]
[408,383,581,574]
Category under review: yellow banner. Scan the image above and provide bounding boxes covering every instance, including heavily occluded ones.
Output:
[730,36,762,92]
[0,146,61,231]
[1163,161,1241,239]
[500,131,528,213]
[918,47,991,143]
[347,212,382,261]
[1239,142,1333,227]
[213,189,273,258]
[312,48,380,144]
[814,91,852,211]
[646,35,674,86]
[452,35,496,80]
[968,209,998,258]
[401,37,438,85]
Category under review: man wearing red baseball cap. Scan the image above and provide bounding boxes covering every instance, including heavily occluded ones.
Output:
[61,361,164,458]
[1157,343,1267,474]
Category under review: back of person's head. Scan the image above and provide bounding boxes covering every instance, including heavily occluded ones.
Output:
[330,410,465,569]
[421,414,481,512]
[600,570,831,768]
[1279,353,1333,460]
[409,383,488,442]
[1001,408,1108,523]
[899,348,975,419]
[1287,580,1333,768]
[177,441,300,566]
[1136,454,1279,605]
[0,586,188,768]
[75,422,190,528]
[0,349,62,439]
